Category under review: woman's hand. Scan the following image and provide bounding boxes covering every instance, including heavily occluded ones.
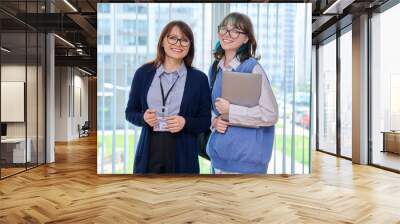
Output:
[213,116,229,134]
[143,109,158,127]
[215,98,230,115]
[166,116,186,133]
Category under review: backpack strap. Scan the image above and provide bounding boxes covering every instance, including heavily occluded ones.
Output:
[209,60,219,92]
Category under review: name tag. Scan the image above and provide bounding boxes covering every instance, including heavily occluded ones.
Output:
[153,117,168,132]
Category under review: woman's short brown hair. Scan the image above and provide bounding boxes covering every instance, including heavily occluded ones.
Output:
[152,21,195,68]
[213,12,257,62]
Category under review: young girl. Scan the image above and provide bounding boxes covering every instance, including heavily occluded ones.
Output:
[125,21,211,174]
[206,12,279,174]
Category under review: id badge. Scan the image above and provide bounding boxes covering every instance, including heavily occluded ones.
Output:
[154,117,168,132]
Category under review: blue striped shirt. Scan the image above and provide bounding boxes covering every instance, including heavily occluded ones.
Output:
[146,63,187,117]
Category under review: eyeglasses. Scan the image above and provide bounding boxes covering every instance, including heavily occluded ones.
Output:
[166,35,190,47]
[218,26,246,39]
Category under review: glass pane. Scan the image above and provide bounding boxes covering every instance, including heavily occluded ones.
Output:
[0,0,46,178]
[340,30,352,158]
[25,0,40,169]
[371,4,400,171]
[318,37,337,154]
[311,46,317,153]
[38,32,46,165]
[27,31,38,169]
[1,31,27,177]
[293,4,312,173]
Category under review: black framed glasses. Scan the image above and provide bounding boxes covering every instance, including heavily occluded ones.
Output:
[166,35,190,47]
[218,26,246,39]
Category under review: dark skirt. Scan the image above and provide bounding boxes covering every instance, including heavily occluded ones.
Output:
[147,131,176,173]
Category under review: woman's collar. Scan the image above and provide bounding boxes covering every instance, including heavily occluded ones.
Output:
[219,56,240,71]
[156,62,187,77]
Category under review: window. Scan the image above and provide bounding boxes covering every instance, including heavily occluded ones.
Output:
[137,5,148,14]
[122,20,135,32]
[138,36,147,45]
[371,3,400,171]
[122,4,136,13]
[120,35,135,46]
[0,18,46,179]
[137,20,147,34]
[98,19,110,33]
[340,29,352,158]
[98,4,110,13]
[98,34,110,45]
[317,37,337,155]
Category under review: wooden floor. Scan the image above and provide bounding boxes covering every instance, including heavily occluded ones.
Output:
[372,150,400,171]
[1,135,400,223]
[0,167,26,178]
[1,163,44,178]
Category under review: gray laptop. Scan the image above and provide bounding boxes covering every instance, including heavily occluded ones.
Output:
[220,71,262,121]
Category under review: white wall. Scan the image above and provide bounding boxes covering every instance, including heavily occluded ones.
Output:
[55,67,89,141]
[71,73,89,138]
[1,63,46,164]
[55,66,69,141]
[1,65,26,138]
[1,65,41,138]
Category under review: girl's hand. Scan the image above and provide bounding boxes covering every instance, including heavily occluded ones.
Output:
[213,116,229,134]
[215,98,230,115]
[166,116,186,133]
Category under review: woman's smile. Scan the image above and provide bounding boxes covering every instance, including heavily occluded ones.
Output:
[170,47,184,53]
[222,38,234,44]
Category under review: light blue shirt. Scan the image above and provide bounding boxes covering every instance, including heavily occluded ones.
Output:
[147,63,187,117]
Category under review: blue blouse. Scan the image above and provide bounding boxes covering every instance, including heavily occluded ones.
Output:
[146,63,187,117]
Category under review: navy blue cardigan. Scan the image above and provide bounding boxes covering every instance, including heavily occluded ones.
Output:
[125,63,211,174]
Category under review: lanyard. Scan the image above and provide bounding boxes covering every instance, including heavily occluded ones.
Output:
[160,74,179,113]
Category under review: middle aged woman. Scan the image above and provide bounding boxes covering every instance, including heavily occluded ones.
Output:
[125,20,211,174]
